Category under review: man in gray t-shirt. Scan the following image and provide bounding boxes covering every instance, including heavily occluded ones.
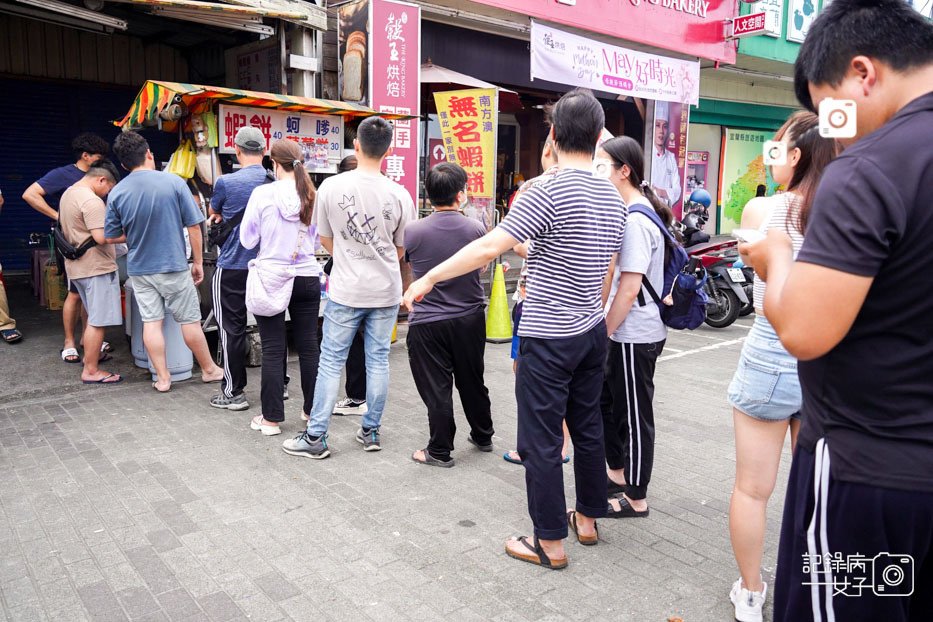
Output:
[283,116,416,459]
[405,163,492,467]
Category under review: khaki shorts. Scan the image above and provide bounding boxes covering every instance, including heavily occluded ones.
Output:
[72,271,122,327]
[131,270,201,324]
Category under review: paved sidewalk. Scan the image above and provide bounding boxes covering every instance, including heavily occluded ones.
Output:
[0,313,792,622]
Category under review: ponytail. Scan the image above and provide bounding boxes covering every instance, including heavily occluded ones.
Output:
[269,139,317,226]
[601,136,675,229]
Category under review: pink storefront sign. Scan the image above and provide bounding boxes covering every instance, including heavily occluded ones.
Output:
[370,0,421,205]
[470,0,737,64]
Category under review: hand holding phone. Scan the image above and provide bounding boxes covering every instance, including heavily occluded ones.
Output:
[733,229,766,244]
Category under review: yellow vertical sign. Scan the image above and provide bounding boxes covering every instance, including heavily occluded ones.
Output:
[433,88,497,199]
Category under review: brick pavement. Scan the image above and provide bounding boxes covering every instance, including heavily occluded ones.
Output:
[0,315,794,622]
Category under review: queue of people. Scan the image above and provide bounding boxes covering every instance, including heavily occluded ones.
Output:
[6,2,930,620]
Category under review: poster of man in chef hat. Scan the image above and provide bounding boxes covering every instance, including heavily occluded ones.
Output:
[650,100,685,215]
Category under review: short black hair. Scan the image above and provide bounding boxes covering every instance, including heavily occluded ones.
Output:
[357,116,394,158]
[794,0,933,112]
[550,89,605,155]
[86,159,121,184]
[425,162,467,207]
[338,155,358,173]
[71,133,109,161]
[113,131,150,171]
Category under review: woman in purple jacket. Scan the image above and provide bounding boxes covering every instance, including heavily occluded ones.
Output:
[240,139,323,435]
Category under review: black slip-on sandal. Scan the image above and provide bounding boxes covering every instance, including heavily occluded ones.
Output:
[411,449,455,468]
[606,496,649,518]
[505,536,568,570]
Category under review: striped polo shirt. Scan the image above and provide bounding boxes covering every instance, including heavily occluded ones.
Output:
[498,168,626,339]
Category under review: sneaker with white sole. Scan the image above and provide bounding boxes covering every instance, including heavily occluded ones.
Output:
[356,426,381,451]
[250,416,282,436]
[210,393,249,411]
[282,431,330,459]
[730,578,767,622]
[333,397,367,416]
[283,375,290,400]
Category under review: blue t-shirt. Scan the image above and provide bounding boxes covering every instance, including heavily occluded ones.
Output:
[105,169,204,276]
[214,165,268,270]
[36,164,84,211]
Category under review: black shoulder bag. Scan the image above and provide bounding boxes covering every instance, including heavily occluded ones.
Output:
[53,222,97,260]
[207,209,246,249]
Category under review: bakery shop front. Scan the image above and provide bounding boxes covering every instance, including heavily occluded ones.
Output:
[416,0,738,221]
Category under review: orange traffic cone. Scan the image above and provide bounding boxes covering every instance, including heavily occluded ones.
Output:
[486,263,512,343]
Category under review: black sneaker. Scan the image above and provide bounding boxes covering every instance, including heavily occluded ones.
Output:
[467,436,493,452]
[356,427,381,451]
[210,393,249,411]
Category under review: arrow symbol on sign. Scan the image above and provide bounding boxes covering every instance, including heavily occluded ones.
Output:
[432,144,446,160]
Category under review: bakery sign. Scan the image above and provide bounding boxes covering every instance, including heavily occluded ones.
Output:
[531,21,701,105]
[370,0,421,204]
[218,104,344,173]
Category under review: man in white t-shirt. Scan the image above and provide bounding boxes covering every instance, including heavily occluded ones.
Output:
[283,116,416,459]
[650,102,681,208]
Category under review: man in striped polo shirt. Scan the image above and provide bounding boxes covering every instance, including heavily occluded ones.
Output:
[404,88,626,569]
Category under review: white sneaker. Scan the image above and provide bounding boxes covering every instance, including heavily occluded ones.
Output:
[333,397,367,416]
[730,578,766,622]
[250,416,282,436]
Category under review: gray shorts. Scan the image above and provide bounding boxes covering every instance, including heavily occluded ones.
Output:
[73,271,122,327]
[131,270,201,324]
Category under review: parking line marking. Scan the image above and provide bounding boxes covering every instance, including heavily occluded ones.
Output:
[658,337,747,362]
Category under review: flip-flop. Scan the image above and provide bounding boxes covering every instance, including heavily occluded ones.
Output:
[504,536,568,570]
[411,449,455,468]
[82,373,123,385]
[61,347,81,363]
[1,329,22,344]
[606,496,649,519]
[502,451,571,465]
[567,510,598,546]
[151,382,172,393]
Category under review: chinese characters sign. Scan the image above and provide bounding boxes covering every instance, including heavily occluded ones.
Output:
[218,105,344,174]
[531,22,701,106]
[370,0,420,204]
[433,88,497,199]
[649,100,690,219]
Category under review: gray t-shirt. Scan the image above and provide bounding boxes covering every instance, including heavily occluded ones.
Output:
[314,169,416,308]
[404,210,486,325]
[606,203,667,344]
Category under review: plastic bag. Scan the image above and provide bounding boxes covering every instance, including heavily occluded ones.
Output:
[166,140,196,179]
[202,111,219,149]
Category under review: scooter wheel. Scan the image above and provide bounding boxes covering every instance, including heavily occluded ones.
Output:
[705,288,741,328]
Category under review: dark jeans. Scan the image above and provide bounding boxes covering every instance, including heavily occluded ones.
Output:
[212,267,248,398]
[254,276,320,422]
[345,329,366,400]
[406,310,494,461]
[774,442,933,622]
[516,323,609,541]
[600,339,665,500]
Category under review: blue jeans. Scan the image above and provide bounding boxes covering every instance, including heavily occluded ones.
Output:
[306,300,396,436]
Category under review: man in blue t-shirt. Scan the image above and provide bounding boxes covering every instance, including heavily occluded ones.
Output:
[405,162,492,468]
[205,126,269,411]
[22,133,109,363]
[104,131,223,393]
[742,2,933,619]
[404,89,626,570]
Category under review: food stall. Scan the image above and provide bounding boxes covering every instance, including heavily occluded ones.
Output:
[115,80,414,355]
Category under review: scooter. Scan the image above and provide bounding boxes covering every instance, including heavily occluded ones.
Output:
[677,189,712,248]
[687,240,750,329]
[732,256,756,316]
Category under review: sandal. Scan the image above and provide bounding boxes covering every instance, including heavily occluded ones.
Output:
[1,329,22,344]
[606,496,649,519]
[82,373,123,385]
[504,536,567,570]
[61,347,81,363]
[411,449,455,468]
[607,479,627,496]
[502,451,571,465]
[567,510,598,545]
[101,341,114,354]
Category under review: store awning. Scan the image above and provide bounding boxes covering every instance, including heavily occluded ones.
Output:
[116,80,416,130]
[421,62,523,112]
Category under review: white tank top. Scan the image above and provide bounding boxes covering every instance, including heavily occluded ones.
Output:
[753,193,806,313]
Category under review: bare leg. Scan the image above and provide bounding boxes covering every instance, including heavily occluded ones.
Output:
[179,322,222,381]
[76,305,88,347]
[560,420,571,460]
[143,320,171,391]
[81,325,118,382]
[729,408,791,593]
[62,291,81,350]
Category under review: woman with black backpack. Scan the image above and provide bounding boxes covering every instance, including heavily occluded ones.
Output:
[597,136,674,520]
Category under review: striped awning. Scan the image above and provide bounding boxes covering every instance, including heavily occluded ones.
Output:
[116,80,415,129]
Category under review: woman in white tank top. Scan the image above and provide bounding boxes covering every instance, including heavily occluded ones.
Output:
[726,112,839,622]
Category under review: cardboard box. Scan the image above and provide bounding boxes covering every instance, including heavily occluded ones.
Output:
[44,263,66,311]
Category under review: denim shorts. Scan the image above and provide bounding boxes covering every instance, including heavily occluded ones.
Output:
[728,316,802,421]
